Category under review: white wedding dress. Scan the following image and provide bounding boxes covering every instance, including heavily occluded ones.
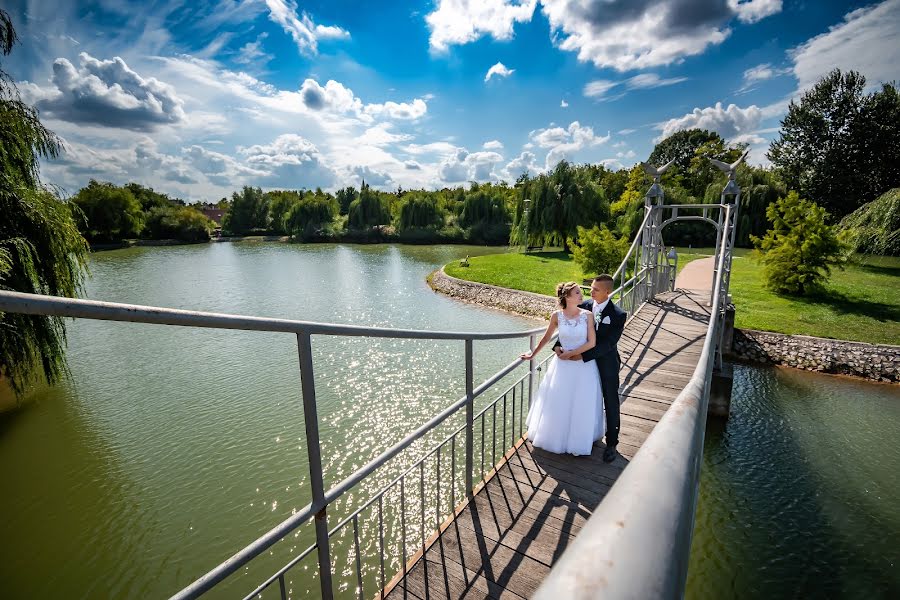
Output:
[526,310,604,456]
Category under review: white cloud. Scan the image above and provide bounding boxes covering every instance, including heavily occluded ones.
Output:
[264,0,349,56]
[789,0,900,94]
[184,144,269,187]
[297,78,428,122]
[618,128,636,135]
[426,0,537,53]
[234,33,272,66]
[656,102,763,142]
[483,140,504,150]
[238,134,338,189]
[365,98,428,120]
[438,148,505,183]
[504,151,540,178]
[23,52,185,131]
[541,0,732,71]
[530,121,610,169]
[583,80,617,99]
[484,61,515,82]
[358,123,414,147]
[560,99,568,108]
[584,73,688,99]
[728,0,782,24]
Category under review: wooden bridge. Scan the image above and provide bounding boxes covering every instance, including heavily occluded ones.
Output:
[383,290,711,599]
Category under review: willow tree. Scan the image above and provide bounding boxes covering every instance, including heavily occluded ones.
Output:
[0,10,89,398]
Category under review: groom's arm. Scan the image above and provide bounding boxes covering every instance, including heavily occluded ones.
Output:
[552,300,593,354]
[581,310,625,361]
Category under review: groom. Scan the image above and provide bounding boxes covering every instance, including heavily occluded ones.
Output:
[554,274,626,462]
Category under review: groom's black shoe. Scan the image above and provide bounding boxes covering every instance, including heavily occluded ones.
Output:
[602,444,617,463]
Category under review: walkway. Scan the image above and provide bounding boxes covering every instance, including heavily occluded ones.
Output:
[384,289,712,599]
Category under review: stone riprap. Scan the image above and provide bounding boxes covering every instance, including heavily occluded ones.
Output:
[429,268,555,320]
[729,329,899,382]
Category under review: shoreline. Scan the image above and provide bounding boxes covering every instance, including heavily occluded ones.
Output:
[429,267,899,383]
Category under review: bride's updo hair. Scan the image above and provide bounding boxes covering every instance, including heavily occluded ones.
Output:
[556,281,580,308]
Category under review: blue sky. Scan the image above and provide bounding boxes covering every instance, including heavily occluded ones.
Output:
[5,0,899,201]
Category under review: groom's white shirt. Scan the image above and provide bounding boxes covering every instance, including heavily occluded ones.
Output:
[592,298,609,318]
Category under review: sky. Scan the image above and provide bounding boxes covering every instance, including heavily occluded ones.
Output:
[4,0,900,202]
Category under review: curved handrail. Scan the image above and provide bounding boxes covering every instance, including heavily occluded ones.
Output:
[534,204,733,599]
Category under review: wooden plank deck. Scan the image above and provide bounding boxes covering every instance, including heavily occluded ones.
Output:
[385,290,711,600]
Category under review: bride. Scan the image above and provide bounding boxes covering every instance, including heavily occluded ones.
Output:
[520,282,604,456]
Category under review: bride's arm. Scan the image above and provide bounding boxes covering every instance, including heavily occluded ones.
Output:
[520,312,558,361]
[559,311,596,359]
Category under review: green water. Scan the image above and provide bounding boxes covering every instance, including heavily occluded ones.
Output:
[0,243,537,599]
[687,364,900,599]
[1,243,898,599]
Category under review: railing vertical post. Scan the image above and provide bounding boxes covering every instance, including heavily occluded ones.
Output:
[464,339,474,497]
[527,334,536,412]
[296,332,333,600]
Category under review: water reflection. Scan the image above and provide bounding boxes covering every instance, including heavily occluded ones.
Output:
[687,364,900,599]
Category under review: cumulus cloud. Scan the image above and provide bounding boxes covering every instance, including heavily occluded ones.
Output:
[560,99,568,107]
[426,0,537,53]
[23,52,185,131]
[438,148,505,183]
[583,72,688,100]
[789,0,900,94]
[238,134,337,188]
[485,61,515,82]
[530,120,610,169]
[483,140,504,150]
[504,151,540,178]
[728,0,782,24]
[742,62,790,86]
[541,0,781,71]
[298,78,428,122]
[349,165,395,187]
[184,145,268,187]
[655,102,763,142]
[264,0,349,55]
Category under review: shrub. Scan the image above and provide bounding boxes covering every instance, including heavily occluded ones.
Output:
[570,225,628,276]
[751,191,851,295]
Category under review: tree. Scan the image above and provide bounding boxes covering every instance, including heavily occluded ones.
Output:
[335,187,357,216]
[72,180,144,241]
[348,182,391,228]
[285,194,338,240]
[648,129,722,173]
[839,188,900,256]
[125,182,176,212]
[266,190,302,234]
[571,225,628,276]
[222,186,268,234]
[751,191,851,295]
[143,206,213,242]
[768,69,900,219]
[0,9,89,398]
[399,195,443,230]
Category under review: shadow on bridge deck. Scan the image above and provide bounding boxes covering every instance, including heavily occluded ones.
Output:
[384,290,711,599]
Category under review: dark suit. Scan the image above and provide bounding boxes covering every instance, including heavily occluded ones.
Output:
[558,298,627,448]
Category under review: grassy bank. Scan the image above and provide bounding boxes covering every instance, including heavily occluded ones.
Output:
[443,249,900,345]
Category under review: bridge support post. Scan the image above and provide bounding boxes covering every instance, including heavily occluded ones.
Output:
[709,363,734,418]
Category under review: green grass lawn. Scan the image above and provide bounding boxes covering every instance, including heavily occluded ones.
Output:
[443,249,900,345]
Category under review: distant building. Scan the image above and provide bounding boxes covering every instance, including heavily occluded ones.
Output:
[194,203,226,224]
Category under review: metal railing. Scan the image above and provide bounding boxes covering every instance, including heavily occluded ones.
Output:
[533,203,736,599]
[0,290,550,599]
